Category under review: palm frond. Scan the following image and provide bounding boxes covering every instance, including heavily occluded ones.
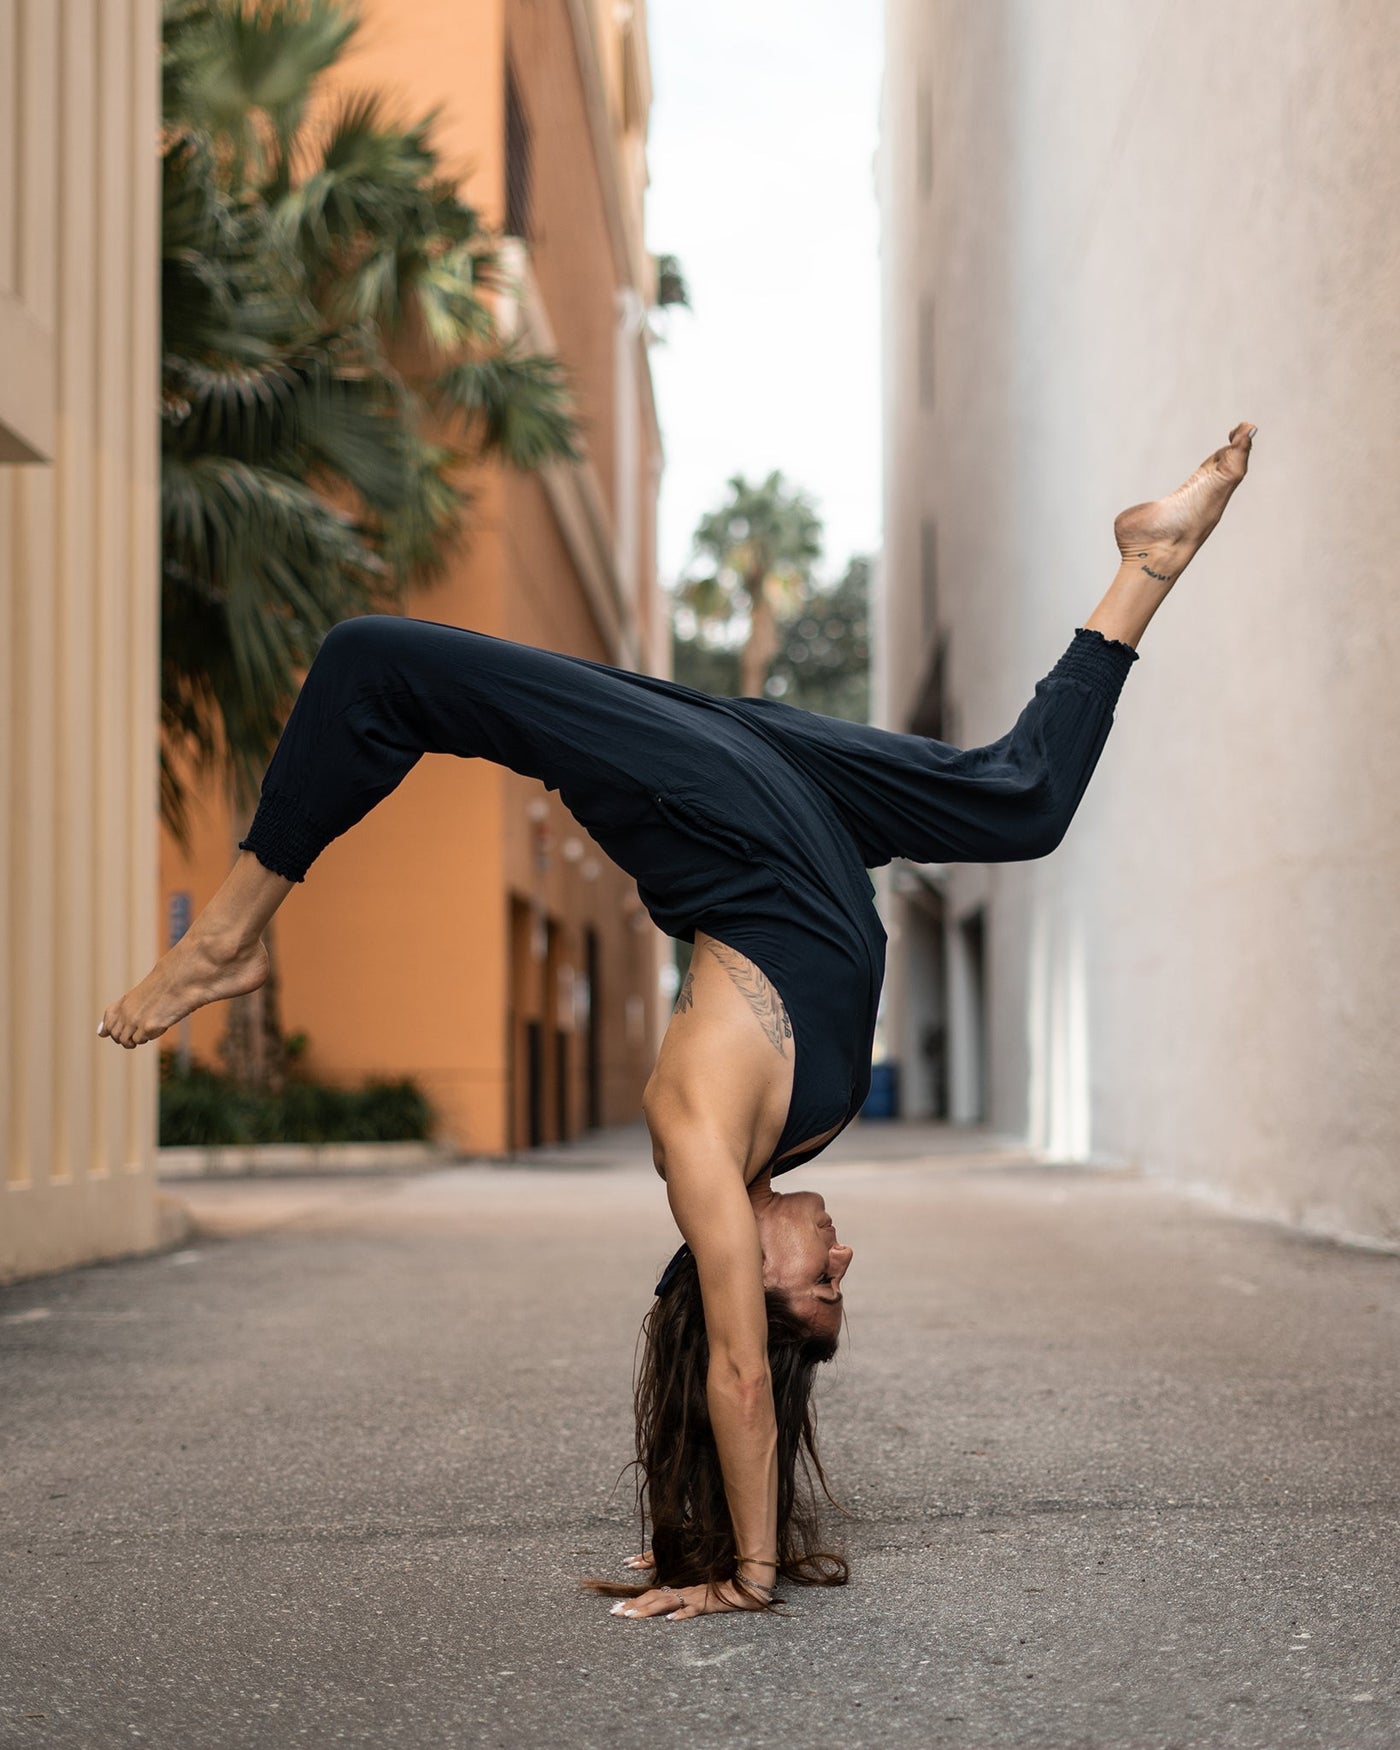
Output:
[161,452,384,805]
[164,351,314,460]
[299,369,416,513]
[374,439,469,588]
[162,130,310,365]
[410,242,496,356]
[432,347,581,468]
[673,569,738,628]
[164,0,359,188]
[424,179,489,250]
[274,90,441,303]
[653,252,690,309]
[163,452,378,599]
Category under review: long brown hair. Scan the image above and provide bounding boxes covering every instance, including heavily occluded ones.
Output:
[588,1248,848,1609]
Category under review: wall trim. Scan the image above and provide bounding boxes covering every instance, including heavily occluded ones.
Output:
[0,293,54,461]
[562,0,650,296]
[498,240,640,668]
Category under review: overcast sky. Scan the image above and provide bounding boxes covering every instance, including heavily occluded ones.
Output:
[643,0,884,591]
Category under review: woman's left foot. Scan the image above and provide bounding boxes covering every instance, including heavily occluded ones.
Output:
[1114,421,1257,584]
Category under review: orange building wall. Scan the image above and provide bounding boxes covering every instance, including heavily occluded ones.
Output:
[159,0,666,1155]
[337,0,507,218]
[507,0,620,519]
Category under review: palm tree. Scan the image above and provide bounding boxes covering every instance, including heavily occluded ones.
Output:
[676,471,824,699]
[161,0,582,1086]
[764,553,871,722]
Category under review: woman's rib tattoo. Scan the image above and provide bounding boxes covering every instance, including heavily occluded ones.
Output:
[701,940,793,1052]
[674,969,695,1014]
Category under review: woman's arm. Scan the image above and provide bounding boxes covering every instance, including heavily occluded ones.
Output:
[665,1139,779,1592]
[613,931,794,1622]
[613,1129,781,1622]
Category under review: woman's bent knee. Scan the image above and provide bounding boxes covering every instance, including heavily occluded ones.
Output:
[316,614,400,667]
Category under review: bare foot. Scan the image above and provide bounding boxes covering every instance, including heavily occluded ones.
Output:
[1114,421,1258,584]
[99,930,268,1050]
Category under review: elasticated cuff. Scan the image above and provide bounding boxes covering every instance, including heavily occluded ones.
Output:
[238,790,330,884]
[1048,626,1140,712]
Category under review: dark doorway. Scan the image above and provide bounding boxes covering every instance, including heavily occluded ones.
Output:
[585,927,602,1130]
[960,906,988,1121]
[525,1018,545,1147]
[554,1029,569,1143]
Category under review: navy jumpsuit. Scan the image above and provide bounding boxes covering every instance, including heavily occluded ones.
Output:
[240,616,1138,1177]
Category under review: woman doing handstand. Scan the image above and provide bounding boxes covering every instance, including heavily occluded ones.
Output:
[100,423,1256,1621]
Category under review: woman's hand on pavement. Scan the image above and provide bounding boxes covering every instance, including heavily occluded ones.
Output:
[610,1579,770,1622]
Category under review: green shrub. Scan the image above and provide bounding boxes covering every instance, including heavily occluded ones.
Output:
[158,1054,434,1147]
[354,1079,435,1142]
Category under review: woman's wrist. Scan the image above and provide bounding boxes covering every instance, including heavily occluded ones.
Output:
[733,1576,778,1603]
[734,1556,779,1594]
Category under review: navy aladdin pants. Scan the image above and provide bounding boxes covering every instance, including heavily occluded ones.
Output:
[241,617,1138,1174]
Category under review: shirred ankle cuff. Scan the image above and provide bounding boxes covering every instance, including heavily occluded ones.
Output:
[1048,626,1140,710]
[238,791,329,884]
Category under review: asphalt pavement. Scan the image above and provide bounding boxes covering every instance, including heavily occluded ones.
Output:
[2,1121,1397,1749]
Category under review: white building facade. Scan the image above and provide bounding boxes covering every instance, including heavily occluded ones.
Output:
[877,0,1400,1245]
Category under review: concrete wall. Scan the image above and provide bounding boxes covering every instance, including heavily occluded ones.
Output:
[1,0,163,1280]
[879,0,1400,1245]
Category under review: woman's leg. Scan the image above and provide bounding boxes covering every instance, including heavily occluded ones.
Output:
[955,419,1258,858]
[101,615,670,1047]
[719,422,1257,870]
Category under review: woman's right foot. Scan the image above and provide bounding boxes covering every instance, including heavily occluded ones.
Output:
[1114,421,1257,584]
[99,930,268,1049]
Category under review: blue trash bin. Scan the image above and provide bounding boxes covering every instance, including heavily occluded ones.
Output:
[861,1060,900,1120]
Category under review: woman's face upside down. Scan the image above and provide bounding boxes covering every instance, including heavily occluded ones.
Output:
[754,1188,854,1337]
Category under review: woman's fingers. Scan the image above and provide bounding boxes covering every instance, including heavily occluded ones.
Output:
[609,1580,764,1621]
[623,1549,654,1570]
[610,1586,686,1618]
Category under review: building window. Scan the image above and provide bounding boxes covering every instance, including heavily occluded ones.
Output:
[505,59,533,241]
[916,79,933,198]
[917,294,935,409]
[909,628,947,743]
[920,516,938,642]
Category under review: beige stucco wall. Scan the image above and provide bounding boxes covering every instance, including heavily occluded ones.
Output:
[879,0,1400,1244]
[0,0,162,1280]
